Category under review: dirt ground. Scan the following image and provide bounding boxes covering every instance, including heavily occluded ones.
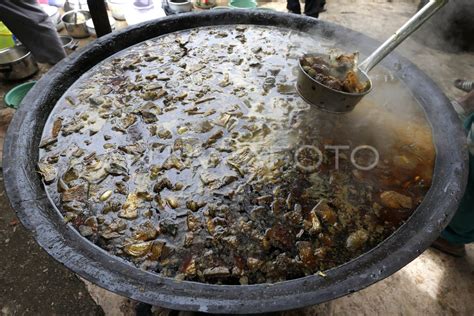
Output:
[0,0,473,315]
[0,180,104,315]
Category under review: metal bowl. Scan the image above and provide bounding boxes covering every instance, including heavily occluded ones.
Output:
[168,0,193,13]
[2,11,468,313]
[64,0,89,12]
[58,35,78,54]
[61,10,91,38]
[0,46,38,81]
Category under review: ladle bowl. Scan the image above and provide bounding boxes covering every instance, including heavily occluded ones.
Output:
[297,0,448,113]
[296,53,372,113]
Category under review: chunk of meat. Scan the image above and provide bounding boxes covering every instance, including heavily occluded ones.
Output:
[380,191,413,209]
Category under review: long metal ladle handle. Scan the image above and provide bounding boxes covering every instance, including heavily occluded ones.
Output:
[359,0,448,73]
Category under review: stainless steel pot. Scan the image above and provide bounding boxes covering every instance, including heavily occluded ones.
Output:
[0,46,38,81]
[62,10,91,38]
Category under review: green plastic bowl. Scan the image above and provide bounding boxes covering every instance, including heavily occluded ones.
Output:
[4,81,36,109]
[229,0,257,9]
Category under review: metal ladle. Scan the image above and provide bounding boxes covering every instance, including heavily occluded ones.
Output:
[296,0,448,113]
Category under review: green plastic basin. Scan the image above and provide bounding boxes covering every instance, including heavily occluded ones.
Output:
[229,0,257,9]
[4,81,36,109]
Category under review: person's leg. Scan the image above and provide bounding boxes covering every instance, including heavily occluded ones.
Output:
[453,90,474,117]
[304,0,321,18]
[0,0,66,64]
[434,152,474,256]
[319,0,326,12]
[441,112,474,245]
[287,0,302,14]
[433,92,474,257]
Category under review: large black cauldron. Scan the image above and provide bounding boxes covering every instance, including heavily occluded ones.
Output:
[2,11,468,314]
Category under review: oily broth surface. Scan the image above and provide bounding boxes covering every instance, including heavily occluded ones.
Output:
[38,25,434,284]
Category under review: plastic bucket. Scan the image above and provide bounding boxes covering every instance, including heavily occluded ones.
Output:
[0,22,15,50]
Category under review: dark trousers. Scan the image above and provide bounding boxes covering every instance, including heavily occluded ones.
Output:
[287,0,323,18]
[0,0,66,64]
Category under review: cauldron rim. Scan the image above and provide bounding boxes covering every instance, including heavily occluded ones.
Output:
[2,11,468,314]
